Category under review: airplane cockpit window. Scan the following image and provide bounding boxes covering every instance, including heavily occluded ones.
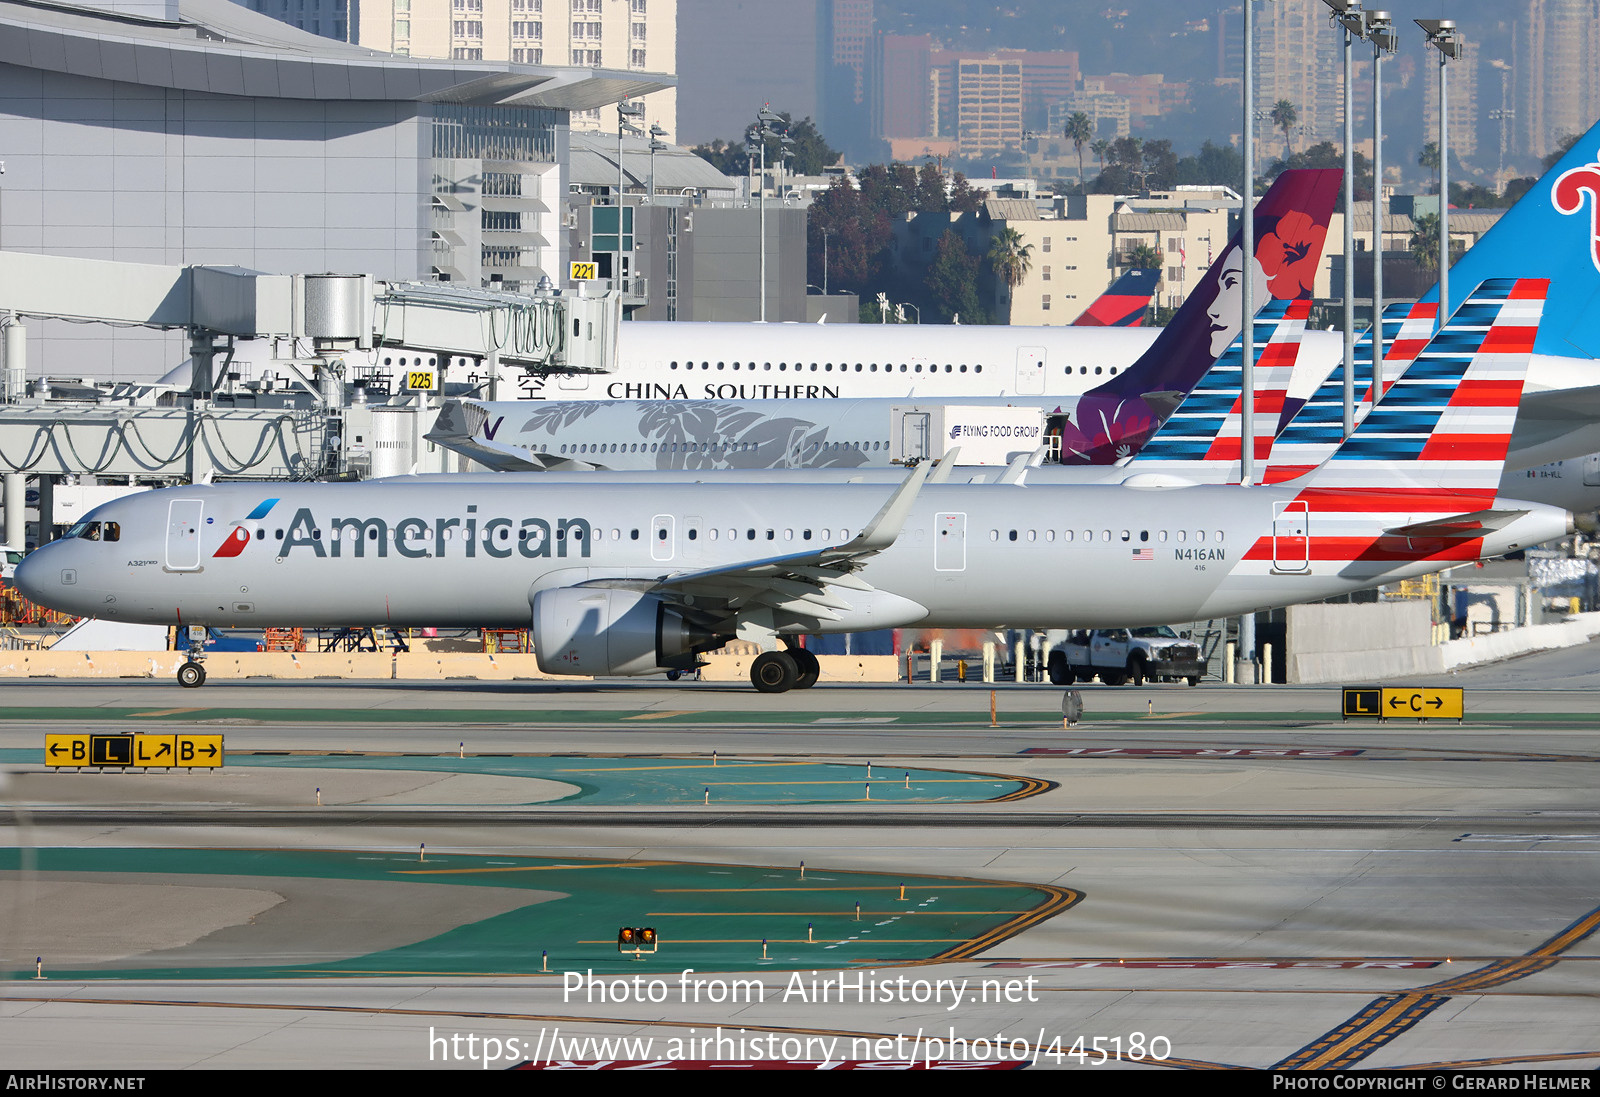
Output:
[65,521,100,541]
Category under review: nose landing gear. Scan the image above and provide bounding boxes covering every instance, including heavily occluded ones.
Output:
[177,625,208,688]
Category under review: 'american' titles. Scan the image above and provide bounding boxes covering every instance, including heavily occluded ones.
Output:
[275,505,592,560]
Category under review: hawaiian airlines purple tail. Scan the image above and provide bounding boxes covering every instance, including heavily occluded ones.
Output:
[1053,168,1340,464]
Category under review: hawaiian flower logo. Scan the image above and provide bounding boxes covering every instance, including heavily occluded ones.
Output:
[1255,210,1326,300]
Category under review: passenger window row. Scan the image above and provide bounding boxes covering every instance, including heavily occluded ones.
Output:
[669,361,985,375]
[988,528,1226,543]
[542,440,887,455]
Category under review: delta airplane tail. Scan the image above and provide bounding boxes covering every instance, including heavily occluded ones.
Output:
[1251,279,1551,574]
[1071,268,1160,327]
[1054,167,1339,463]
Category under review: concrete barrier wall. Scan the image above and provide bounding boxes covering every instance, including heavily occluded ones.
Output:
[1287,603,1600,684]
[1435,611,1600,671]
[1286,601,1435,684]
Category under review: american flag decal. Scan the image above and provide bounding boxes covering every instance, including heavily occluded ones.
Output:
[1132,547,1154,561]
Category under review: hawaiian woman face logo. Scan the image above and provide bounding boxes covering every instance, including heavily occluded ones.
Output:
[1205,244,1270,358]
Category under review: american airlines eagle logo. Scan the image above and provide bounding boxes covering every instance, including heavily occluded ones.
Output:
[212,499,278,558]
[1553,156,1600,273]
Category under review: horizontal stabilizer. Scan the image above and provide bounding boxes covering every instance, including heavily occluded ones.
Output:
[1385,509,1529,538]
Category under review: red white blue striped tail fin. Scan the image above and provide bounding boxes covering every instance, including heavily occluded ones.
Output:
[1298,278,1546,505]
[1127,298,1309,480]
[1263,301,1438,484]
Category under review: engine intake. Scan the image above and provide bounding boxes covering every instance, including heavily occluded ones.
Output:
[532,586,727,676]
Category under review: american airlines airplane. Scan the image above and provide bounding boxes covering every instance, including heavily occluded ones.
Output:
[17,281,1569,693]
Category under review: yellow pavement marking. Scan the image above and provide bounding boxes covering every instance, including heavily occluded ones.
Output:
[1141,712,1203,719]
[127,708,205,717]
[621,711,699,720]
[397,861,672,875]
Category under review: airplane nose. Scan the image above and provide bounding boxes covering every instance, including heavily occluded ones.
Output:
[12,548,62,608]
[11,551,43,603]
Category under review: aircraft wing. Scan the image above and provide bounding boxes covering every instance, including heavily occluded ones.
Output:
[633,458,936,629]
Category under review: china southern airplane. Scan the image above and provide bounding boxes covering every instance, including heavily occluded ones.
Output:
[17,281,1568,693]
[423,170,1339,471]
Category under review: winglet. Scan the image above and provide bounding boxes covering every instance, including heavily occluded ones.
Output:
[998,451,1034,485]
[847,456,936,552]
[927,446,962,484]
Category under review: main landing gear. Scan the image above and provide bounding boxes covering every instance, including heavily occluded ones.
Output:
[749,647,820,694]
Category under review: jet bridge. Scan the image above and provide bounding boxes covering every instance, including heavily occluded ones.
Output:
[0,253,620,544]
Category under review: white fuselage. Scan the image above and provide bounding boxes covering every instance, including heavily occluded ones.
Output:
[18,480,1571,639]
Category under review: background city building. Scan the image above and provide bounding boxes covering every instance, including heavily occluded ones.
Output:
[0,0,665,377]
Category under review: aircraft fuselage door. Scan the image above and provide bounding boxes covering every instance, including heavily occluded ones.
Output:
[1017,346,1046,395]
[1583,456,1600,487]
[901,413,931,462]
[934,512,966,571]
[1272,500,1310,573]
[166,499,204,571]
[651,514,675,562]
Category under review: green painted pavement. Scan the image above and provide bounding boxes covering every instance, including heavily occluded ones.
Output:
[0,750,1032,804]
[0,847,1073,980]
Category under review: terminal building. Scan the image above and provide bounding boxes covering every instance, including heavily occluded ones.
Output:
[0,0,671,379]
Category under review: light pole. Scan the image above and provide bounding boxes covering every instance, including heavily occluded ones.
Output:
[1366,12,1396,414]
[751,106,787,322]
[821,227,831,297]
[1487,60,1514,193]
[617,99,644,207]
[647,123,667,204]
[1325,0,1366,436]
[1238,0,1273,684]
[1419,19,1463,331]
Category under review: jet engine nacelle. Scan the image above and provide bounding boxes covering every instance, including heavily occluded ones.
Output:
[531,586,726,676]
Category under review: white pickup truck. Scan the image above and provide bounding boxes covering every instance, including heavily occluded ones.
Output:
[1047,627,1206,687]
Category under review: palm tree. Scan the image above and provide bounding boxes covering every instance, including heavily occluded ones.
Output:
[1409,212,1441,272]
[1418,142,1441,195]
[1271,99,1298,156]
[1124,241,1163,270]
[1064,111,1094,194]
[1091,139,1111,178]
[987,227,1034,314]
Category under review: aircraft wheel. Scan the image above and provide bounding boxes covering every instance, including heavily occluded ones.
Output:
[790,648,820,689]
[177,661,207,688]
[751,651,798,694]
[665,669,682,682]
